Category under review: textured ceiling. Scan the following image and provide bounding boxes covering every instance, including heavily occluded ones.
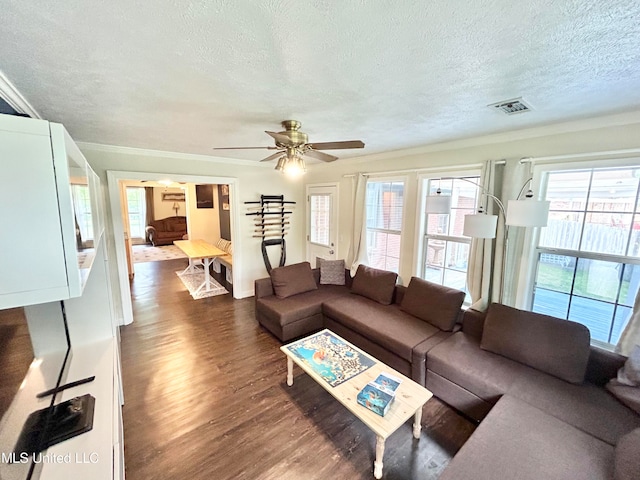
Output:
[2,0,640,161]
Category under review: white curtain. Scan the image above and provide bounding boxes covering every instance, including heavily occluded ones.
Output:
[466,160,498,311]
[347,173,369,276]
[617,287,640,356]
[499,161,529,306]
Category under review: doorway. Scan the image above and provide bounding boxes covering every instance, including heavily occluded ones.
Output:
[107,171,239,326]
[306,183,339,264]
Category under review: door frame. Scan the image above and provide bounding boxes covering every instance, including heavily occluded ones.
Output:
[305,182,339,264]
[107,170,240,326]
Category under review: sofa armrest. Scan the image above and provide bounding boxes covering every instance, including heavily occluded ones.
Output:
[462,308,486,341]
[585,346,627,386]
[255,277,274,299]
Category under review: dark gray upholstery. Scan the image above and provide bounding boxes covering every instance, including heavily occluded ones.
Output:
[440,395,615,480]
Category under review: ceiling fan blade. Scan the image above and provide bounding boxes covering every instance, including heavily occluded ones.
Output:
[308,140,365,150]
[213,146,276,150]
[259,151,285,162]
[265,131,292,145]
[304,149,338,163]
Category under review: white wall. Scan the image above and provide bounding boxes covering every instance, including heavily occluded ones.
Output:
[153,187,185,219]
[305,113,640,286]
[185,183,220,244]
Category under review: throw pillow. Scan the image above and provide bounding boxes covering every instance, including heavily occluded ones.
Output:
[270,262,318,299]
[480,303,591,384]
[400,277,465,331]
[614,428,640,480]
[350,265,397,305]
[319,259,346,285]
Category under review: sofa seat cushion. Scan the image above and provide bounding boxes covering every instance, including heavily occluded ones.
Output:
[614,428,640,480]
[508,368,640,445]
[322,295,439,362]
[257,285,349,326]
[439,395,615,480]
[427,332,532,403]
[481,303,590,384]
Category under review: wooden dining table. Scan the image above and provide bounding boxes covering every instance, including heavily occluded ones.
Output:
[173,239,227,295]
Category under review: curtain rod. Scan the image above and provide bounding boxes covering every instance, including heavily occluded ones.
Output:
[520,148,640,164]
[342,161,499,178]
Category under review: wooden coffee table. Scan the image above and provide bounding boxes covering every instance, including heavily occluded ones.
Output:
[281,329,433,479]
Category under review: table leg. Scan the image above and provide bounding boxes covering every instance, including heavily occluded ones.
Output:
[286,357,293,386]
[413,406,423,439]
[180,258,200,275]
[374,435,385,479]
[203,257,212,292]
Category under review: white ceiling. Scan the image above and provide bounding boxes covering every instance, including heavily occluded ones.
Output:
[2,0,640,162]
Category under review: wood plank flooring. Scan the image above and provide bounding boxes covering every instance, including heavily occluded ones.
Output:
[0,307,33,418]
[121,259,476,480]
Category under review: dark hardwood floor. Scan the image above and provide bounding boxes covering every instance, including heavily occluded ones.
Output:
[121,260,476,480]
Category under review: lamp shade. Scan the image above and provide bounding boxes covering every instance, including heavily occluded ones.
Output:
[463,214,498,238]
[506,199,550,227]
[425,194,452,214]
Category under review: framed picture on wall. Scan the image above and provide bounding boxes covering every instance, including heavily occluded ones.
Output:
[221,184,229,196]
[161,192,185,202]
[222,202,230,210]
[196,184,214,208]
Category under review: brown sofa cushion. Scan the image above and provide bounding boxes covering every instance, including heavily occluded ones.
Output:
[614,428,640,480]
[400,277,464,331]
[270,262,318,299]
[350,265,397,305]
[480,303,590,384]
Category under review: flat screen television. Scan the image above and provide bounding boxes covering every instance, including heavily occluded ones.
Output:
[0,301,93,480]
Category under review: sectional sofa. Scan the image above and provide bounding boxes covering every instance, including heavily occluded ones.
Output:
[254,261,640,479]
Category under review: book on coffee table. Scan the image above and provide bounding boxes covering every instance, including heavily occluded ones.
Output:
[372,372,402,394]
[357,382,395,417]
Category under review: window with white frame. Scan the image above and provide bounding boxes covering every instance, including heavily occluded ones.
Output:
[126,187,147,240]
[71,184,93,243]
[531,166,640,348]
[366,180,404,273]
[421,175,480,299]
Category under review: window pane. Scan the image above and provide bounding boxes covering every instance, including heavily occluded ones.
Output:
[535,254,574,293]
[310,194,330,246]
[611,306,631,345]
[629,218,640,256]
[572,258,619,302]
[568,297,615,343]
[423,266,443,284]
[580,212,631,255]
[425,239,446,267]
[588,169,638,213]
[539,212,584,249]
[532,288,570,318]
[426,213,448,235]
[366,181,404,273]
[546,171,591,211]
[443,269,466,291]
[445,241,469,272]
[618,265,640,307]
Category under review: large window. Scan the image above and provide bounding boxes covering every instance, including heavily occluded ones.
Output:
[126,187,147,240]
[532,167,640,348]
[421,176,480,297]
[366,180,404,273]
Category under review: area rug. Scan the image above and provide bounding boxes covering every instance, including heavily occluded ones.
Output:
[133,245,187,263]
[176,270,228,299]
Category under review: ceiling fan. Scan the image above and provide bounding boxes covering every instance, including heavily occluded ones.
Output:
[213,120,365,175]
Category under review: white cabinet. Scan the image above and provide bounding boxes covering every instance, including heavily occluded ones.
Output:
[0,115,101,309]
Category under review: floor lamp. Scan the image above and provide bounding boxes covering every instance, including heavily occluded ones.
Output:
[425,178,550,303]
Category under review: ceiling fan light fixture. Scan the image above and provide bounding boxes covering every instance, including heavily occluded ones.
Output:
[282,155,306,177]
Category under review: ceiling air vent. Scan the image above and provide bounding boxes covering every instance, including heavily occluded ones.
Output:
[488,97,532,115]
